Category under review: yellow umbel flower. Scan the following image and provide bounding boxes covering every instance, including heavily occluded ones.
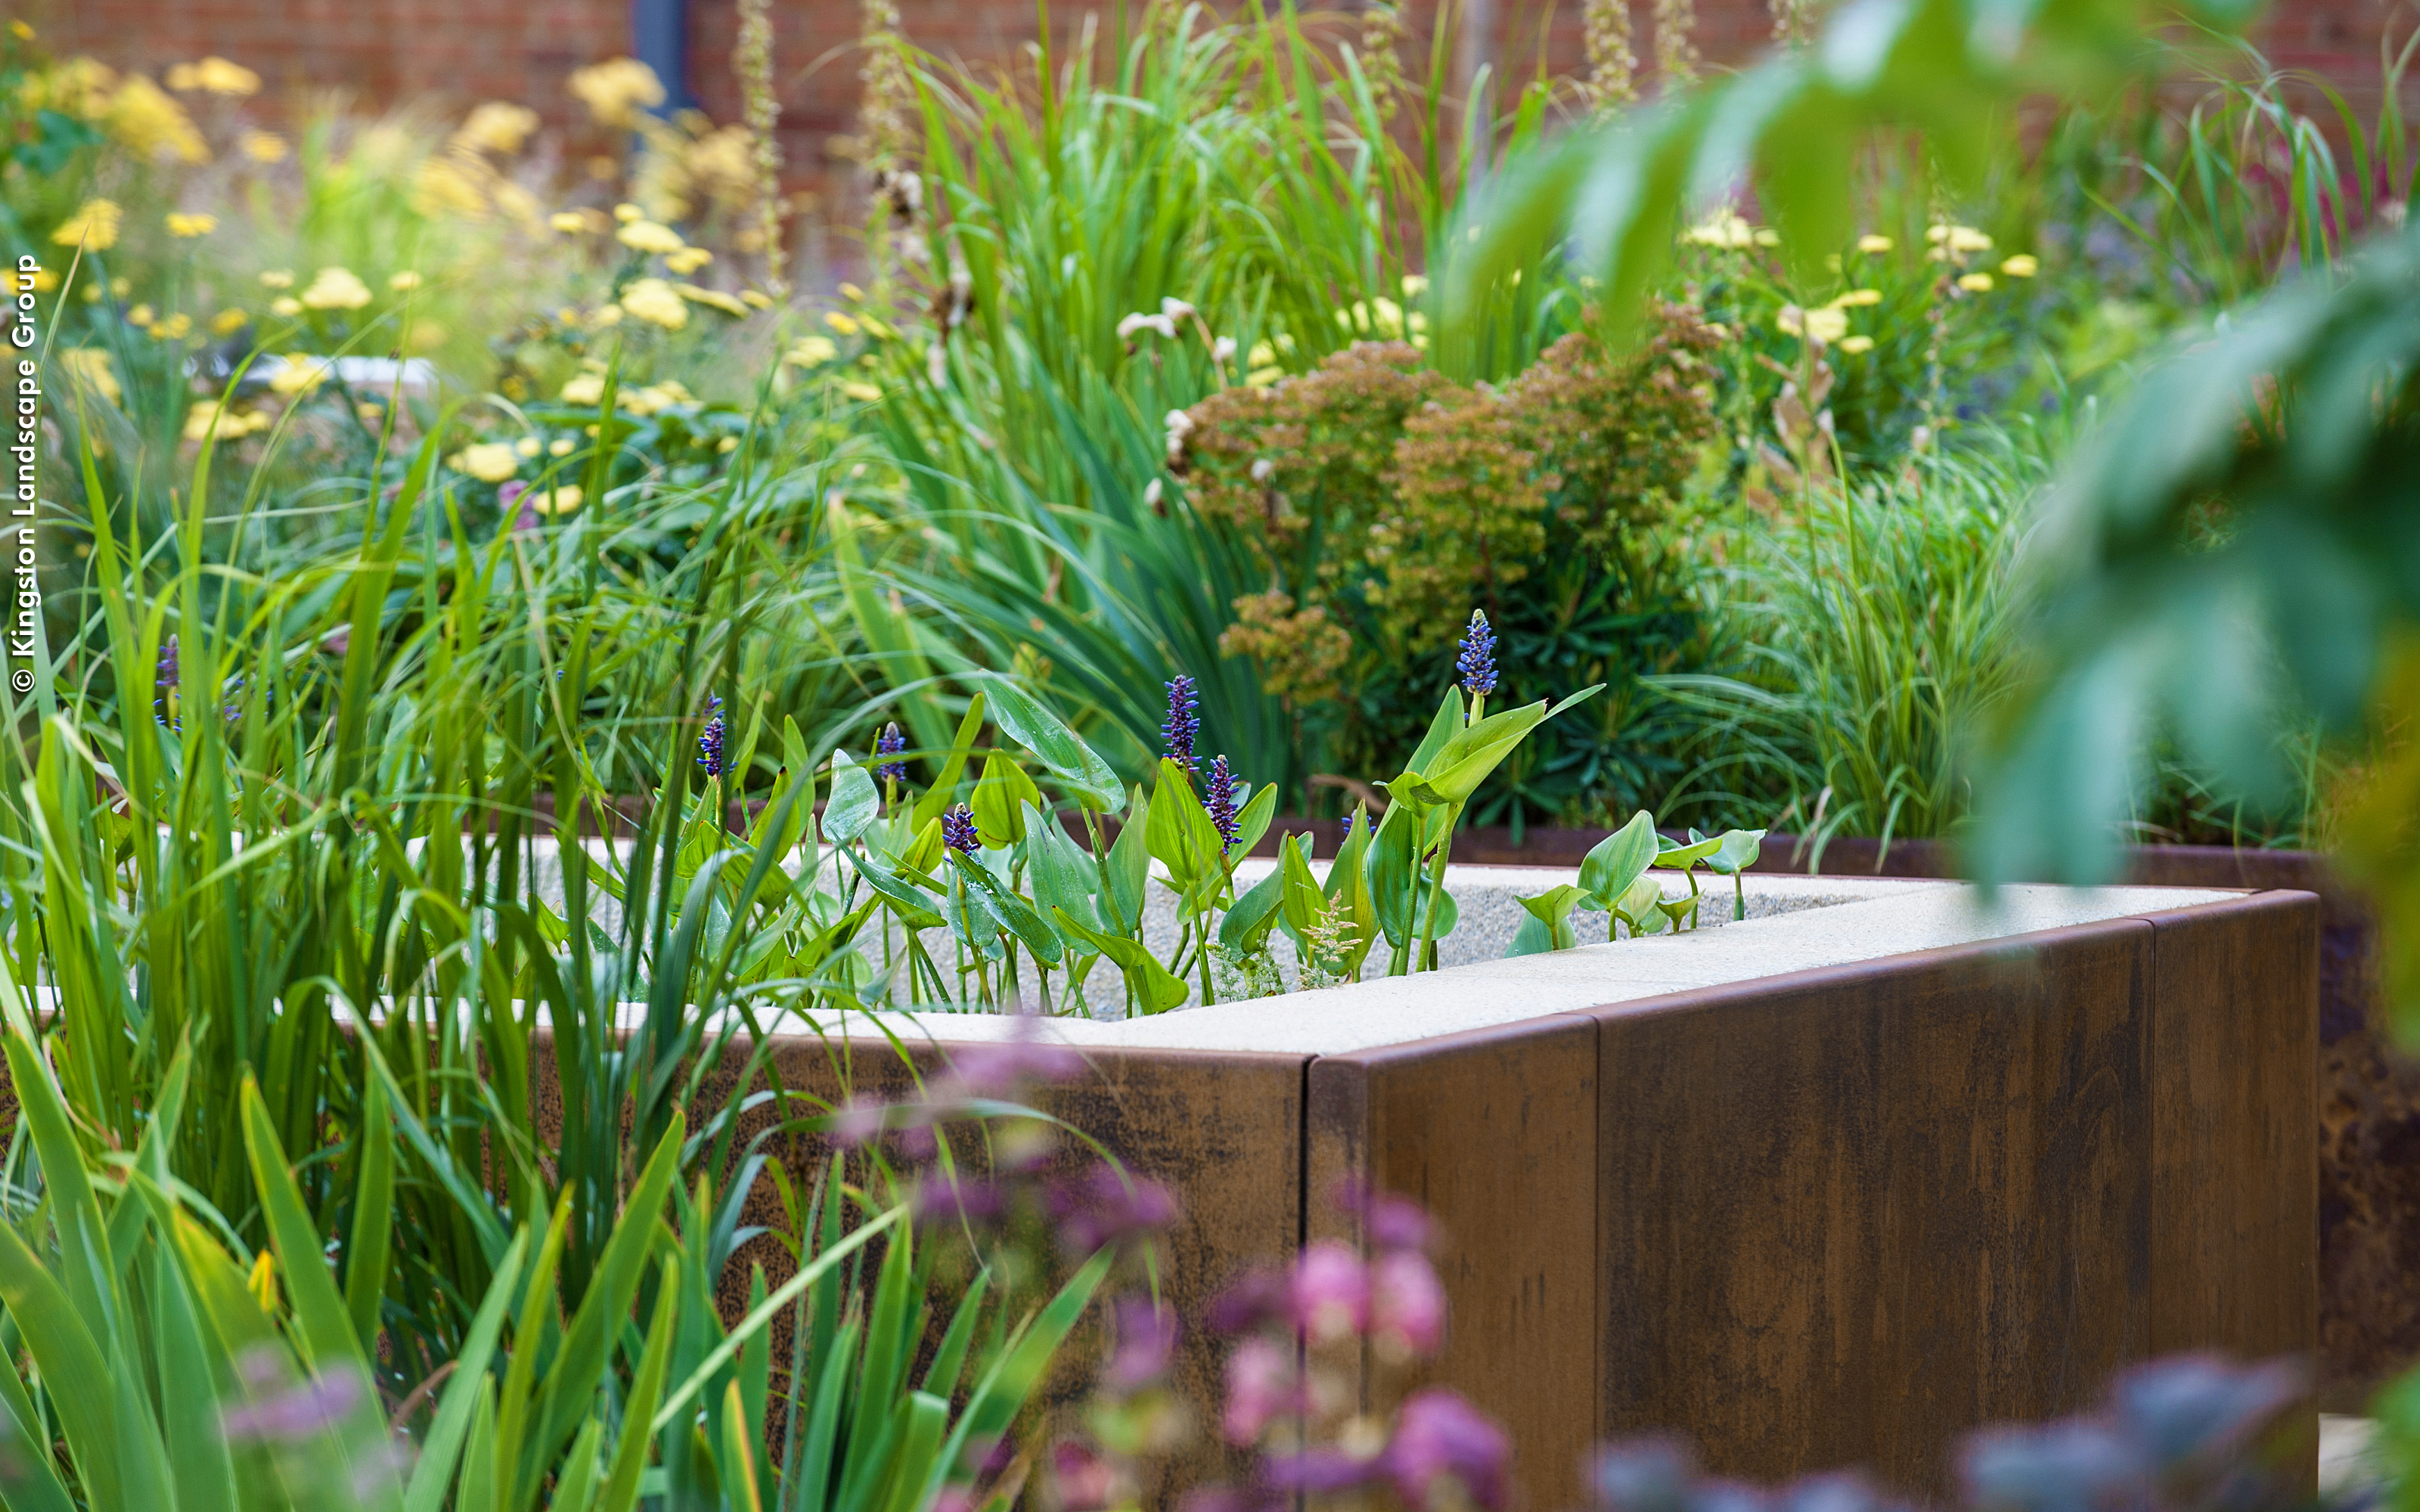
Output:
[1999,254,2038,278]
[1855,234,1894,253]
[677,284,748,318]
[451,101,540,156]
[299,267,373,311]
[620,278,689,330]
[166,212,218,237]
[166,57,261,96]
[107,75,209,163]
[783,336,839,367]
[58,349,123,405]
[665,246,713,275]
[529,482,583,516]
[52,199,123,251]
[569,59,665,129]
[616,219,684,255]
[240,130,288,163]
[268,356,333,394]
[452,442,520,482]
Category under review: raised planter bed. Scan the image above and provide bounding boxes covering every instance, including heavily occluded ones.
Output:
[660,872,2317,1502]
[1248,820,2396,1412]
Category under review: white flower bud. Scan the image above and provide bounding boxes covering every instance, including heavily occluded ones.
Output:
[1161,296,1196,321]
[1249,458,1276,482]
[1212,336,1237,363]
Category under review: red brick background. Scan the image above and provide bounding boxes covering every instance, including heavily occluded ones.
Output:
[39,0,2418,215]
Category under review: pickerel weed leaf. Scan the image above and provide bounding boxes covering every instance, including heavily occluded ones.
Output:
[950,853,1065,965]
[970,751,1042,848]
[1580,810,1660,914]
[1052,906,1190,1013]
[824,751,881,845]
[1509,883,1586,955]
[982,675,1124,812]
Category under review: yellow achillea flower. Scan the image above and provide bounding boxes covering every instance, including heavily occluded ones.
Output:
[620,277,689,330]
[269,296,303,317]
[412,157,490,218]
[529,482,583,516]
[452,443,520,482]
[166,57,261,95]
[549,211,588,234]
[1776,304,1848,345]
[184,398,271,441]
[1829,288,1882,308]
[258,269,294,290]
[616,219,684,254]
[153,312,192,340]
[300,267,373,310]
[784,335,838,367]
[53,198,123,250]
[166,212,217,237]
[1684,211,1758,249]
[739,289,774,309]
[840,380,883,402]
[824,311,861,336]
[209,308,248,336]
[677,284,748,318]
[268,355,333,394]
[58,349,123,405]
[665,246,713,275]
[240,130,288,163]
[1957,272,1994,293]
[389,271,423,291]
[515,436,543,457]
[1856,234,1894,253]
[569,57,665,129]
[2000,254,2038,277]
[1927,223,1993,253]
[1838,336,1875,355]
[560,373,607,406]
[107,75,209,163]
[451,101,540,156]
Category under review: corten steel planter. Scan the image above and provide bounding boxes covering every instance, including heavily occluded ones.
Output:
[672,875,2316,1504]
[1252,820,2401,1411]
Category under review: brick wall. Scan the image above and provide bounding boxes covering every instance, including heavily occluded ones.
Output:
[40,0,2415,213]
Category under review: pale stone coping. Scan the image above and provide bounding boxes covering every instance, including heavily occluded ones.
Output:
[776,881,2245,1058]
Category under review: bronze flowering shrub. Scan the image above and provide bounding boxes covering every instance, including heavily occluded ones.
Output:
[1174,308,1726,829]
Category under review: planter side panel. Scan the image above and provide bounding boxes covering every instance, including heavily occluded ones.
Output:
[2143,894,2319,1362]
[1308,1017,1601,1510]
[1593,922,2155,1492]
[646,1036,1311,1501]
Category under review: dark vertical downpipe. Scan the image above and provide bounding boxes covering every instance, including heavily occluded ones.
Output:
[631,0,696,113]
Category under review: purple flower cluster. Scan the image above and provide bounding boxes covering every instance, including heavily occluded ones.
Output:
[1189,1180,1497,1512]
[941,801,979,853]
[876,721,908,784]
[1456,609,1497,697]
[219,1355,364,1445]
[1162,674,1200,773]
[696,694,727,777]
[155,634,180,728]
[1590,1356,2314,1512]
[1205,754,1241,850]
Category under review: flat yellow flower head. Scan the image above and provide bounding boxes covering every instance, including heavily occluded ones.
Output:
[824,311,861,336]
[52,199,123,251]
[529,482,583,516]
[1838,335,1875,354]
[259,269,294,290]
[268,355,332,394]
[784,336,839,367]
[620,277,689,330]
[166,212,218,238]
[268,296,303,318]
[616,219,684,255]
[453,442,520,482]
[665,246,713,275]
[1999,254,2038,278]
[1855,234,1894,253]
[389,271,423,292]
[549,211,588,234]
[240,130,289,163]
[1957,272,1995,293]
[300,267,373,310]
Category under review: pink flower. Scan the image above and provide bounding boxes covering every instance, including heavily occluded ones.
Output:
[1289,1240,1369,1343]
[1109,1295,1180,1390]
[1223,1336,1298,1445]
[1384,1390,1512,1512]
[1205,1268,1289,1334]
[1370,1248,1447,1358]
[1053,1439,1119,1512]
[1332,1176,1434,1251]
